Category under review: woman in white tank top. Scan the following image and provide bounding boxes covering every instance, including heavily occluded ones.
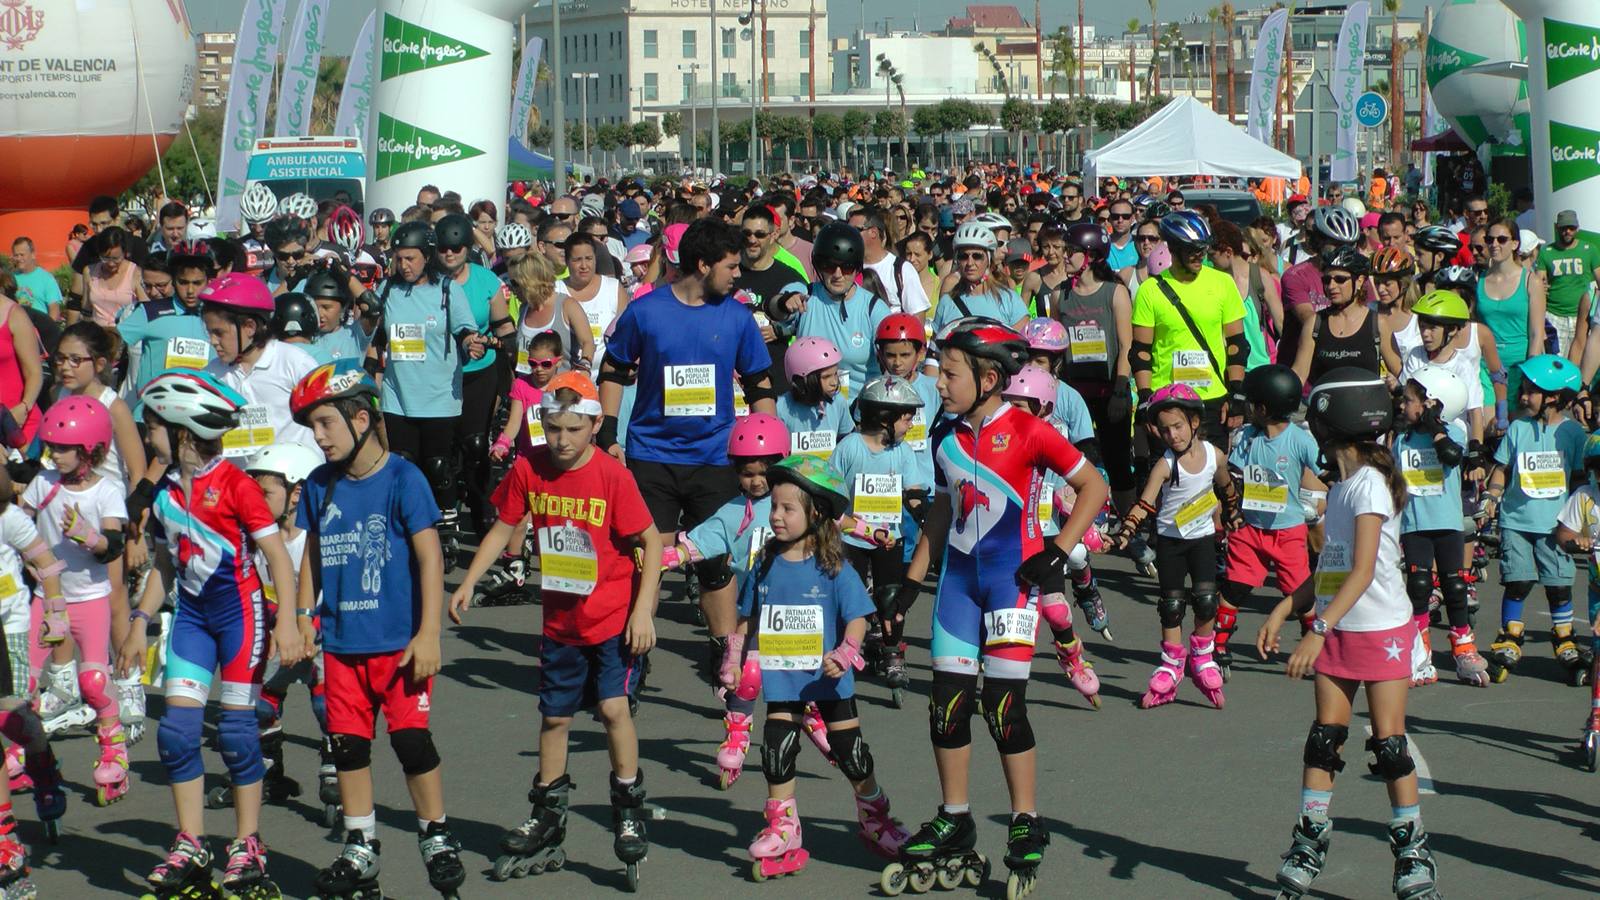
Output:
[555,234,630,364]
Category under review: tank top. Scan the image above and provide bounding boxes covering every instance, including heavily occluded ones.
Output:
[88,261,137,327]
[1053,279,1119,388]
[1391,312,1421,362]
[0,299,40,447]
[557,274,620,362]
[1476,269,1530,371]
[515,298,576,375]
[1308,304,1381,387]
[1156,444,1219,540]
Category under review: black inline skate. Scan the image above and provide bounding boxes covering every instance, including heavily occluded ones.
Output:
[318,737,341,829]
[476,556,535,606]
[1073,577,1112,640]
[310,831,382,900]
[880,808,988,895]
[218,834,280,900]
[610,771,649,892]
[1274,816,1330,898]
[1389,819,1442,899]
[418,821,465,899]
[1552,624,1590,686]
[1486,621,1524,683]
[24,743,64,844]
[493,774,571,880]
[205,729,299,810]
[139,832,218,900]
[1003,813,1049,900]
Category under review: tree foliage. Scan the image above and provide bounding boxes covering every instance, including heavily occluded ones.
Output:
[999,98,1038,134]
[661,111,682,139]
[129,106,224,208]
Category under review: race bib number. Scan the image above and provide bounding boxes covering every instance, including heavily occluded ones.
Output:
[758,604,824,670]
[983,607,1039,648]
[791,429,836,459]
[1173,490,1218,538]
[0,573,18,597]
[538,524,598,595]
[1400,447,1445,497]
[745,525,772,570]
[390,323,426,362]
[516,349,530,375]
[752,310,771,330]
[663,364,716,416]
[1518,450,1565,499]
[221,405,275,458]
[1069,324,1108,363]
[164,337,209,370]
[1314,541,1349,600]
[1037,491,1055,529]
[1172,349,1214,391]
[853,474,902,527]
[587,309,605,343]
[1242,464,1289,513]
[907,409,929,451]
[525,406,546,447]
[734,391,750,419]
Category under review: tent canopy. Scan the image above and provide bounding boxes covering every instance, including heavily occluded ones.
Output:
[1085,96,1302,185]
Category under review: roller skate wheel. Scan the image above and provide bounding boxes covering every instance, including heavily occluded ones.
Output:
[750,859,767,882]
[718,769,737,791]
[970,855,991,887]
[890,687,904,709]
[625,861,640,892]
[1584,733,1599,773]
[937,866,963,890]
[322,803,340,829]
[908,866,937,893]
[1219,664,1231,684]
[205,785,232,809]
[96,785,122,807]
[1006,870,1039,900]
[880,862,909,896]
[1489,666,1509,684]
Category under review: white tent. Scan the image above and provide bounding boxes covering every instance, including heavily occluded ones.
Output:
[1084,95,1301,187]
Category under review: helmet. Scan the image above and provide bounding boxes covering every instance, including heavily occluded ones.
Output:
[240,183,280,225]
[273,292,320,338]
[1242,364,1303,418]
[1433,265,1478,292]
[495,223,532,249]
[1157,210,1212,251]
[1411,290,1471,324]
[783,337,842,383]
[1320,245,1370,276]
[1305,368,1392,442]
[433,213,475,251]
[1146,241,1172,275]
[326,206,364,256]
[1021,318,1069,354]
[301,267,350,303]
[975,212,1012,232]
[856,375,922,412]
[727,412,789,458]
[1585,432,1600,465]
[277,192,317,221]
[875,312,927,349]
[1064,222,1108,258]
[368,207,396,226]
[140,370,245,440]
[291,360,380,425]
[765,454,850,520]
[1311,207,1360,245]
[264,218,309,250]
[1145,383,1204,418]
[1371,247,1416,276]
[1519,354,1582,394]
[391,220,436,254]
[953,221,998,251]
[1413,225,1460,255]
[1001,367,1057,414]
[169,239,217,271]
[1406,365,1469,424]
[1340,197,1368,219]
[811,222,865,272]
[199,272,275,315]
[245,442,324,485]
[39,395,112,454]
[934,317,1028,378]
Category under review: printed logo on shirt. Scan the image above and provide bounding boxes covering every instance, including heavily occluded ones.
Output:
[321,501,344,529]
[956,479,991,528]
[416,691,431,712]
[202,487,221,508]
[527,492,607,528]
[990,434,1011,452]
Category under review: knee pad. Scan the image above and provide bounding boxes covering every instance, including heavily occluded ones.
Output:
[328,733,373,772]
[761,717,804,784]
[1215,600,1238,635]
[389,727,442,776]
[422,456,457,505]
[830,726,874,781]
[1191,589,1219,622]
[872,583,901,619]
[1503,580,1534,601]
[1157,591,1187,629]
[1302,722,1349,776]
[980,678,1035,755]
[1366,734,1416,781]
[1440,571,1469,611]
[77,666,114,714]
[694,555,734,592]
[1404,565,1435,615]
[1039,595,1072,632]
[256,689,285,729]
[0,707,45,752]
[928,671,978,750]
[461,430,489,464]
[218,707,265,787]
[1547,585,1573,610]
[157,705,206,783]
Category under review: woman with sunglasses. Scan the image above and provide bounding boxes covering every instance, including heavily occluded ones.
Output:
[1477,220,1547,406]
[1293,247,1389,389]
[929,223,1029,338]
[766,223,894,399]
[1127,220,1166,294]
[263,220,313,297]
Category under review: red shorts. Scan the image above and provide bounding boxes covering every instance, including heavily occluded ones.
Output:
[1315,621,1413,683]
[1225,523,1310,594]
[324,650,433,738]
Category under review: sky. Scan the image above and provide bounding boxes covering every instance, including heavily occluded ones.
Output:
[184,0,1244,50]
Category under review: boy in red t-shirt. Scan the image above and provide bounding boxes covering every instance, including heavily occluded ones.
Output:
[450,371,662,886]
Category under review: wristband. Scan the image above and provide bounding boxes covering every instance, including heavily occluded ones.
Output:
[825,635,866,673]
[128,608,151,624]
[597,415,620,450]
[491,435,512,455]
[295,608,315,619]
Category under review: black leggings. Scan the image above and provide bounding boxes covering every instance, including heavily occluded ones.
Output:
[1082,389,1136,492]
[1154,534,1218,593]
[456,366,499,535]
[768,699,857,723]
[1401,530,1469,628]
[384,413,457,508]
[846,544,908,642]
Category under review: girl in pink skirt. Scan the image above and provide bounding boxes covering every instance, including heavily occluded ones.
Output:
[1255,367,1441,900]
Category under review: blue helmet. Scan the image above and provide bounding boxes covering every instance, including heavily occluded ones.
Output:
[1157,210,1212,250]
[1585,432,1600,465]
[1518,354,1581,394]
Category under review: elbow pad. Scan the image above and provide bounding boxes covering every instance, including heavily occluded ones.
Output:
[1129,339,1154,374]
[598,353,638,387]
[92,529,126,565]
[362,355,383,377]
[741,371,781,405]
[1225,331,1250,363]
[1434,437,1464,469]
[487,316,514,332]
[28,558,65,579]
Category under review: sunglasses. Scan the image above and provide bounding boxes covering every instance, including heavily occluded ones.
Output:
[525,357,560,370]
[819,262,858,275]
[1109,213,1134,221]
[439,244,469,254]
[552,212,575,220]
[1470,245,1488,254]
[1135,234,1161,243]
[1322,273,1354,286]
[742,229,771,239]
[275,250,306,261]
[1486,234,1514,245]
[958,251,990,261]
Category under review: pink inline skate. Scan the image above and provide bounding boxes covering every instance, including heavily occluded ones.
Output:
[1186,632,1225,708]
[1139,641,1188,709]
[1054,638,1101,709]
[749,797,808,880]
[717,711,752,790]
[93,721,129,806]
[855,791,910,860]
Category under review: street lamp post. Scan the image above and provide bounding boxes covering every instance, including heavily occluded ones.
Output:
[680,63,701,174]
[741,3,761,177]
[572,72,599,169]
[711,0,720,176]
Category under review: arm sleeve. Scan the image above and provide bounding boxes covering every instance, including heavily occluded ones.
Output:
[491,458,533,525]
[735,311,772,378]
[1493,431,1512,467]
[97,480,128,524]
[1059,387,1094,444]
[448,286,479,337]
[606,304,642,365]
[295,481,317,533]
[1348,469,1396,522]
[1220,274,1247,326]
[231,475,279,539]
[1557,490,1591,534]
[19,475,45,512]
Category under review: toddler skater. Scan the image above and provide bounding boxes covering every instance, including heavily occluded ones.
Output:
[449,372,662,890]
[1257,368,1441,900]
[481,329,566,603]
[721,455,910,880]
[1114,384,1239,709]
[776,337,853,460]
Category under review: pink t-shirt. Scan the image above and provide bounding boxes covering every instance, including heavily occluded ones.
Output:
[510,377,546,458]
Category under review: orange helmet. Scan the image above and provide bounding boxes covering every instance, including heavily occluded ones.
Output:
[1371,246,1416,277]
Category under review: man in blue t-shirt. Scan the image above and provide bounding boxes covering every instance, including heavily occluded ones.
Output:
[10,237,62,318]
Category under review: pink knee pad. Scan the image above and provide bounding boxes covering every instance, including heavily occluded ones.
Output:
[78,667,115,717]
[1040,597,1073,631]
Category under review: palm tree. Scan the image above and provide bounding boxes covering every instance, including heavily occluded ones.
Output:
[1207,7,1221,111]
[1221,2,1237,122]
[1384,0,1403,169]
[1147,0,1161,95]
[1126,19,1142,103]
[1048,26,1077,98]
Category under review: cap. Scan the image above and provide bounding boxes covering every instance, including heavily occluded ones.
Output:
[540,372,603,416]
[1557,209,1580,228]
[1005,238,1032,264]
[1520,228,1544,252]
[618,198,642,220]
[1360,212,1381,228]
[662,223,688,266]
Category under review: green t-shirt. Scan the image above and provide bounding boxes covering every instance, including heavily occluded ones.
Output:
[1536,239,1600,317]
[12,267,61,315]
[1130,267,1246,400]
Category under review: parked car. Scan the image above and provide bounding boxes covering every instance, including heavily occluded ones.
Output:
[1174,189,1263,227]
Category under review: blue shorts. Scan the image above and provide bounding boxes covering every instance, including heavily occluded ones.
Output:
[539,634,641,718]
[930,552,1037,680]
[1499,528,1574,587]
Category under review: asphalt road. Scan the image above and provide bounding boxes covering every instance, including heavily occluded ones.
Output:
[20,551,1600,899]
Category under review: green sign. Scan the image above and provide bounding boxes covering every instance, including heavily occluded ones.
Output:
[376,113,485,179]
[1424,36,1486,90]
[1545,18,1600,90]
[380,14,488,81]
[1549,119,1600,192]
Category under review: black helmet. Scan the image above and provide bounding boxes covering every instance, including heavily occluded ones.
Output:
[391,220,435,253]
[1064,222,1107,258]
[1242,364,1302,418]
[301,267,351,304]
[811,221,865,272]
[1306,367,1393,443]
[1320,244,1370,276]
[264,218,309,250]
[368,207,396,226]
[272,292,320,339]
[934,316,1029,379]
[432,213,474,251]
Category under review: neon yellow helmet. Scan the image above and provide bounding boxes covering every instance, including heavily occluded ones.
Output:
[1412,290,1470,324]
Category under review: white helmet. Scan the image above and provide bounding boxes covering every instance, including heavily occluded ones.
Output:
[245,442,324,485]
[1340,196,1368,219]
[953,221,998,251]
[278,192,318,221]
[1312,207,1361,246]
[240,183,279,225]
[976,212,1012,232]
[139,371,243,440]
[1407,365,1469,425]
[185,219,218,241]
[495,223,532,249]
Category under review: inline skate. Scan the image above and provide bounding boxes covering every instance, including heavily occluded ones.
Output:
[1072,577,1112,640]
[1274,816,1330,898]
[116,670,147,745]
[24,744,64,843]
[1003,813,1048,900]
[1052,638,1100,709]
[1410,617,1438,687]
[417,821,465,898]
[748,797,807,881]
[36,661,92,736]
[318,737,341,829]
[1582,663,1600,772]
[93,720,130,806]
[310,831,382,899]
[1187,632,1226,708]
[1552,624,1590,686]
[493,774,570,880]
[1214,603,1238,682]
[207,730,298,809]
[883,641,910,708]
[717,712,752,789]
[855,790,910,859]
[880,808,988,896]
[1139,641,1188,709]
[1389,819,1442,899]
[476,555,535,606]
[139,832,217,900]
[219,834,279,900]
[0,820,33,900]
[1486,621,1524,683]
[3,746,26,794]
[1449,629,1490,687]
[800,703,834,764]
[610,771,650,892]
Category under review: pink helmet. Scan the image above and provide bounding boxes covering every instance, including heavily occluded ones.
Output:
[1001,367,1057,414]
[662,223,689,266]
[39,395,112,454]
[1146,241,1172,276]
[1021,318,1068,354]
[1145,382,1204,417]
[200,272,275,315]
[784,337,841,383]
[727,412,790,458]
[624,243,653,265]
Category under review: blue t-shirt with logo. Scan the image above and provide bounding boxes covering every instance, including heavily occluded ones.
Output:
[735,554,875,702]
[117,298,213,405]
[376,277,479,419]
[1394,423,1467,534]
[1493,416,1588,533]
[1227,423,1323,530]
[775,391,853,457]
[313,321,371,365]
[297,455,440,655]
[831,432,925,549]
[684,493,773,580]
[1107,236,1139,272]
[777,281,893,400]
[931,287,1028,335]
[13,268,61,314]
[455,263,504,373]
[1053,381,1095,445]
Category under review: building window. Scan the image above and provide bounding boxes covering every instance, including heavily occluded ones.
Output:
[682,29,696,58]
[1404,66,1419,98]
[644,73,659,101]
[722,71,737,97]
[723,28,736,59]
[765,30,775,59]
[798,30,810,57]
[764,73,775,95]
[800,72,810,94]
[683,71,694,99]
[643,29,657,58]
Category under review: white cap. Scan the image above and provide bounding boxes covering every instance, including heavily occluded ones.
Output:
[1520,228,1544,252]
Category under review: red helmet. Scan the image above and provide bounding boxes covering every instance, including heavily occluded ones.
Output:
[326,205,365,256]
[875,312,927,349]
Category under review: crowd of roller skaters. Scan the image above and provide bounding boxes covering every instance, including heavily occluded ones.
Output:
[2,167,1598,900]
